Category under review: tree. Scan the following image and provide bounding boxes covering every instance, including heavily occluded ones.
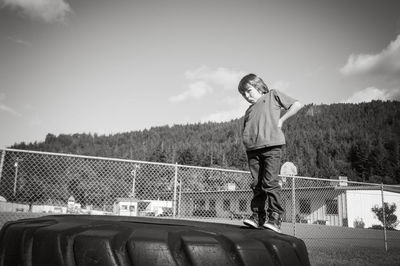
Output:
[17,175,44,211]
[177,147,197,165]
[349,140,371,182]
[371,202,399,230]
[147,142,168,163]
[11,101,400,183]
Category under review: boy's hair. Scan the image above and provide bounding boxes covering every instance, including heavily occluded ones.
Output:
[238,74,269,95]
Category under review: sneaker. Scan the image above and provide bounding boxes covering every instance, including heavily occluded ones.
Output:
[243,213,260,228]
[263,212,282,233]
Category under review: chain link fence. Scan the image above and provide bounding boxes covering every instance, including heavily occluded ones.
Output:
[0,148,399,250]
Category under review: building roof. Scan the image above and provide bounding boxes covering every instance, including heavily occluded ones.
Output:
[180,185,400,195]
[115,197,139,203]
[334,185,400,194]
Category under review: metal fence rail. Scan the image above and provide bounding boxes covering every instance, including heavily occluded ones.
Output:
[0,148,399,250]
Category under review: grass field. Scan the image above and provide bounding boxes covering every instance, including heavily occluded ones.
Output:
[1,213,400,265]
[308,246,400,266]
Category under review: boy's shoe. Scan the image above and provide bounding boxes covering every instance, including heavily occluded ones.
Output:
[263,212,282,233]
[243,213,260,228]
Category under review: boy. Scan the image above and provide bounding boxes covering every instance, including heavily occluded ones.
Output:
[238,74,303,233]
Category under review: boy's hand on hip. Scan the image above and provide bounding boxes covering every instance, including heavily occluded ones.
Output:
[278,119,283,128]
[278,101,303,129]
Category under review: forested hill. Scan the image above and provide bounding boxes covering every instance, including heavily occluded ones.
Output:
[11,100,400,184]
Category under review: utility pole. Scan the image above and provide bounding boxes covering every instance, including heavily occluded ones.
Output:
[13,158,23,196]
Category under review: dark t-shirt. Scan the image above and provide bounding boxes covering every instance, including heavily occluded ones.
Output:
[242,89,297,151]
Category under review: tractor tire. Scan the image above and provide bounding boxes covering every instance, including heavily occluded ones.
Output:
[0,215,310,266]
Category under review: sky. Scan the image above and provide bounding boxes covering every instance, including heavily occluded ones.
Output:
[1,0,400,148]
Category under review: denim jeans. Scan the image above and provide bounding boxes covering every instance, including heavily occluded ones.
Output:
[246,146,284,217]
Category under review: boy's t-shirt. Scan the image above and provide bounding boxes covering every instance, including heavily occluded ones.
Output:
[242,89,297,151]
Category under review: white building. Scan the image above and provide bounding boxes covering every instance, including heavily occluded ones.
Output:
[113,198,173,217]
[139,200,172,216]
[31,205,67,214]
[179,185,400,229]
[345,187,400,229]
[113,198,139,216]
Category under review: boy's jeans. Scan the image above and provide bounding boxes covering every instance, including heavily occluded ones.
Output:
[246,146,284,218]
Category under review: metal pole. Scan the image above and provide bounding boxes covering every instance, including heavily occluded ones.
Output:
[292,176,296,237]
[132,170,136,198]
[0,150,5,183]
[13,161,19,196]
[172,163,178,218]
[131,164,139,199]
[381,184,388,252]
[178,172,182,218]
[13,158,23,196]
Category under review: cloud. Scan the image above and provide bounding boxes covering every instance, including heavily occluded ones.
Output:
[271,80,291,93]
[342,87,398,104]
[169,66,245,102]
[340,35,400,102]
[169,81,213,103]
[185,66,246,90]
[6,36,31,46]
[0,92,22,116]
[1,0,72,24]
[0,103,22,117]
[200,101,249,123]
[340,34,400,77]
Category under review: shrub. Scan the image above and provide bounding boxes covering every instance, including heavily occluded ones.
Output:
[354,218,365,228]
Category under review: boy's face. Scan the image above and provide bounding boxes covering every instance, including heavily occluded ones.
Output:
[241,85,262,104]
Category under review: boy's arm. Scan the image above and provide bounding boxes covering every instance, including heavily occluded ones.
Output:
[278,101,303,128]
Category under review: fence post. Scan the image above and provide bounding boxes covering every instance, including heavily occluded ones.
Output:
[172,163,178,218]
[0,150,5,183]
[381,184,388,252]
[178,170,182,218]
[131,164,140,199]
[292,176,296,237]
